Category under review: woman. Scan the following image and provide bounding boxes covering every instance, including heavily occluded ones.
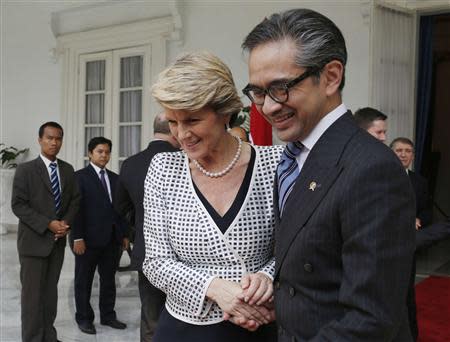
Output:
[142,51,283,342]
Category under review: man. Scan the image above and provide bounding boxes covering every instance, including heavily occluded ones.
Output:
[114,113,179,341]
[242,9,415,341]
[389,136,431,340]
[72,137,128,334]
[391,137,432,229]
[11,121,80,342]
[354,107,388,143]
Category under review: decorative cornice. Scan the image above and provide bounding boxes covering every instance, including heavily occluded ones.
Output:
[50,0,183,42]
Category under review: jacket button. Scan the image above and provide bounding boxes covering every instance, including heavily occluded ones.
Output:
[304,263,313,273]
[289,286,295,297]
[278,325,284,335]
[274,281,280,290]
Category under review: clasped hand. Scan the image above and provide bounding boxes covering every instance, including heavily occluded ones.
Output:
[48,220,70,240]
[207,273,275,331]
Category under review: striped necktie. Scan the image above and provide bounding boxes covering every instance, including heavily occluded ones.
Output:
[49,162,61,214]
[277,141,303,216]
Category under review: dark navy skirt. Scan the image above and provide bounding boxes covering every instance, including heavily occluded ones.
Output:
[153,307,277,342]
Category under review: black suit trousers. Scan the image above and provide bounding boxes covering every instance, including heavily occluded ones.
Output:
[138,271,165,341]
[74,238,119,324]
[19,241,65,342]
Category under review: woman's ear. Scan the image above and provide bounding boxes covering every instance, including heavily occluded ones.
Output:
[322,60,344,96]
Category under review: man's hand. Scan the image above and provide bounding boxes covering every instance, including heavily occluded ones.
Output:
[73,240,86,255]
[48,220,70,239]
[239,272,273,305]
[224,302,276,331]
[206,278,272,325]
[122,237,130,251]
[416,218,422,230]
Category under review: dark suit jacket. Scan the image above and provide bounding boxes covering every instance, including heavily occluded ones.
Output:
[408,170,432,226]
[11,156,80,257]
[72,164,126,248]
[274,112,416,341]
[115,140,179,270]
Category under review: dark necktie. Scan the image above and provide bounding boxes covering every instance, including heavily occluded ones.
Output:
[277,141,303,216]
[49,162,61,214]
[99,169,110,201]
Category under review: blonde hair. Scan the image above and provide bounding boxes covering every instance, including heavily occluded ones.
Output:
[152,51,243,118]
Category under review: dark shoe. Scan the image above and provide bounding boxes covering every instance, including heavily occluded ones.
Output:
[101,319,127,329]
[78,322,96,334]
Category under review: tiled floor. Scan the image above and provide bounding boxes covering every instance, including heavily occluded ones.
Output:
[0,230,141,342]
[1,229,449,341]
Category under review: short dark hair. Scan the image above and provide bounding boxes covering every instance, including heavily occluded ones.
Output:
[242,8,347,91]
[38,122,63,138]
[354,107,387,130]
[390,137,414,150]
[88,136,112,153]
[153,113,171,135]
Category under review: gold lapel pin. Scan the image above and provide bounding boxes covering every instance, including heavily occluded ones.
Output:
[309,181,317,191]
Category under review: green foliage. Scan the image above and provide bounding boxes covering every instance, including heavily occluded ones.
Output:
[231,106,251,131]
[0,144,29,169]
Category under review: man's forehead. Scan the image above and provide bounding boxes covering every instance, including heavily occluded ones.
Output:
[248,40,302,84]
[394,142,413,150]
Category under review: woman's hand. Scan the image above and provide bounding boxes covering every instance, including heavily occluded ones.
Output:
[206,278,272,325]
[239,272,273,305]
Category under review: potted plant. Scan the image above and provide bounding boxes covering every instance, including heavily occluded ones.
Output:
[1,144,29,168]
[1,144,29,234]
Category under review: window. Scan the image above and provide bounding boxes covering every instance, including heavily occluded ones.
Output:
[79,46,151,170]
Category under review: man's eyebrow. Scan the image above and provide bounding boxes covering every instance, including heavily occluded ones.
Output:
[247,77,291,88]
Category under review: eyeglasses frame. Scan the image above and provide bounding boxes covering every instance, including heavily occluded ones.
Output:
[242,66,322,105]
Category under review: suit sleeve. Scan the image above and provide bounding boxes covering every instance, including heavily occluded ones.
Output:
[11,164,52,234]
[114,163,135,227]
[416,176,432,226]
[312,157,415,341]
[61,163,81,226]
[71,172,85,240]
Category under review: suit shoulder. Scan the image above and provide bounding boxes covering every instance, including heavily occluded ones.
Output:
[57,158,75,170]
[342,131,405,178]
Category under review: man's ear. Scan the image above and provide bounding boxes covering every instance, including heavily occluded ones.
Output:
[322,60,344,96]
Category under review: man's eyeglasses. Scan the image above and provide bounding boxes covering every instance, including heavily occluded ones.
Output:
[242,67,320,105]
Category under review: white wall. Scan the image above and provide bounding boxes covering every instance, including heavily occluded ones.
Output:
[2,0,370,164]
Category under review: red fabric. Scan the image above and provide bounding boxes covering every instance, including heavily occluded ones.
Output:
[249,103,272,146]
[416,276,450,341]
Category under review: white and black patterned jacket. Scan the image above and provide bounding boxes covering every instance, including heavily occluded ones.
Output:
[142,145,283,325]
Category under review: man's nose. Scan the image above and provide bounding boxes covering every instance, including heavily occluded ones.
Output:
[261,95,283,117]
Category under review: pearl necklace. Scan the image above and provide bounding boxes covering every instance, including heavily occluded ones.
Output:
[193,136,242,178]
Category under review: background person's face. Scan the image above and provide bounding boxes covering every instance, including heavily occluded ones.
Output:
[38,126,63,161]
[88,143,111,169]
[366,119,387,142]
[392,141,414,169]
[248,40,330,142]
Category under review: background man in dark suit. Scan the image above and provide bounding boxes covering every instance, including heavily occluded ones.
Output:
[354,107,388,143]
[11,121,80,342]
[115,113,179,341]
[390,137,432,228]
[242,9,415,341]
[72,137,128,334]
